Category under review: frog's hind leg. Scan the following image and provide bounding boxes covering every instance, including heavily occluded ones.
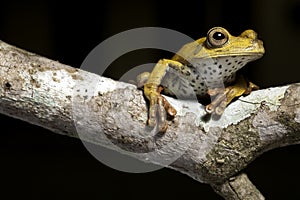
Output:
[205,75,259,115]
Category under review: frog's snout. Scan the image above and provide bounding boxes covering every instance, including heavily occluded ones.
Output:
[241,29,265,55]
[257,40,265,54]
[240,29,258,40]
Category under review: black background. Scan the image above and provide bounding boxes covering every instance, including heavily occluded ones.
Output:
[0,0,300,199]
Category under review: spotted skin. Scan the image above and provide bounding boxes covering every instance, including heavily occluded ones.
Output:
[161,55,253,99]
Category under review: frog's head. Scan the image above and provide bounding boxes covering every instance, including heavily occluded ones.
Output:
[196,27,265,60]
[173,27,265,67]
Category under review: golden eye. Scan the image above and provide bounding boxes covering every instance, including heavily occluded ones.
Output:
[206,27,229,48]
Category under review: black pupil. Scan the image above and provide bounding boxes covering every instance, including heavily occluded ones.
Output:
[213,32,225,40]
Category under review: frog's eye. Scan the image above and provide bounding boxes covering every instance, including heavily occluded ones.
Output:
[206,27,229,48]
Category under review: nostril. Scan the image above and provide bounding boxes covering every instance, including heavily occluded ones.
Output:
[241,30,258,40]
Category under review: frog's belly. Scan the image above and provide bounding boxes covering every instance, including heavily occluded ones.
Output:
[161,68,235,99]
[162,72,206,98]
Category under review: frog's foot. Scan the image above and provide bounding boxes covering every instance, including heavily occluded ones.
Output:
[205,87,240,115]
[205,76,258,115]
[148,93,177,132]
[145,85,177,132]
[244,81,259,95]
[137,72,177,132]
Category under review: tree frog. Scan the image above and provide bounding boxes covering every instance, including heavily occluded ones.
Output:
[137,27,265,132]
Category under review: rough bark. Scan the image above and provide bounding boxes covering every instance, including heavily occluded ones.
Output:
[0,40,299,199]
[211,173,265,200]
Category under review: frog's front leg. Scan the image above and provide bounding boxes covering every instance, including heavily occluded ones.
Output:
[205,75,259,115]
[142,59,184,132]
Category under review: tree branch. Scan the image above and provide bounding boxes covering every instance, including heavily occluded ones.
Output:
[0,40,299,199]
[211,173,265,200]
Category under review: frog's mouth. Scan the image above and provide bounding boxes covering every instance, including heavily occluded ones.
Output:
[227,39,265,58]
[219,42,265,59]
[246,39,265,55]
[203,52,264,61]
